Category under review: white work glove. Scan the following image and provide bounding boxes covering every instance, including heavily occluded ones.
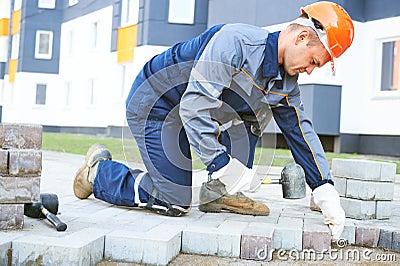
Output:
[312,183,345,241]
[211,157,263,194]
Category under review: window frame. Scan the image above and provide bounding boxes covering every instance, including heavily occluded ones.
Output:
[34,30,53,60]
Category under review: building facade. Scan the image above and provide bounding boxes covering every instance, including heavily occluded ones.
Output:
[0,0,400,156]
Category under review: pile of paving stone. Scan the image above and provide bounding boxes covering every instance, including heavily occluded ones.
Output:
[0,123,42,230]
[331,158,396,220]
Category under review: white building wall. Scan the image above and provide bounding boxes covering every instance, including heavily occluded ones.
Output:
[339,17,400,135]
[57,6,169,128]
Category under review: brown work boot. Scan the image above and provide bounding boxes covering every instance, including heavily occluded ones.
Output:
[73,143,112,199]
[199,179,270,216]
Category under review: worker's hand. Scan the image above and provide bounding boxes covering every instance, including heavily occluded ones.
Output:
[312,183,346,241]
[211,157,262,194]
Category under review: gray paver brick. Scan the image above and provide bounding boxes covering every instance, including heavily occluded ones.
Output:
[333,176,347,197]
[0,149,7,175]
[0,204,24,230]
[182,221,248,257]
[393,231,400,252]
[378,228,393,250]
[346,179,394,201]
[355,226,380,247]
[104,225,182,265]
[0,176,40,203]
[0,239,11,266]
[273,224,303,251]
[0,123,42,149]
[8,149,42,176]
[375,201,392,220]
[11,228,105,265]
[332,158,396,182]
[340,197,376,220]
[340,220,355,244]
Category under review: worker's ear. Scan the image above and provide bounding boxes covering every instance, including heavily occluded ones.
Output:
[295,30,310,45]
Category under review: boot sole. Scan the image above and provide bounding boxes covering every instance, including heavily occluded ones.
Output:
[199,202,270,216]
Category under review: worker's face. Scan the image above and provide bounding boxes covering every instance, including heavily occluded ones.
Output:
[283,30,331,76]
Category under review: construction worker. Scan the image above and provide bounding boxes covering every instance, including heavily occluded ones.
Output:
[74,1,354,240]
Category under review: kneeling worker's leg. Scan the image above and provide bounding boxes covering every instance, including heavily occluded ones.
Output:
[199,122,269,216]
[73,142,188,217]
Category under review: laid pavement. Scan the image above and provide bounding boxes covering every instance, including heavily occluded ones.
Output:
[1,150,400,265]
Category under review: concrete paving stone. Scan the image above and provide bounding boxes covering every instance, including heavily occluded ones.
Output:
[278,216,303,228]
[0,239,11,266]
[355,225,380,247]
[346,179,394,201]
[280,208,305,218]
[8,149,42,176]
[198,212,234,222]
[332,158,396,182]
[376,201,392,220]
[332,176,347,197]
[340,197,376,220]
[253,212,279,224]
[226,213,256,222]
[378,228,393,250]
[273,224,303,251]
[0,204,24,230]
[380,162,397,182]
[104,224,182,266]
[340,220,355,245]
[182,221,248,257]
[190,219,222,228]
[392,231,400,252]
[0,149,7,175]
[0,176,40,203]
[0,233,28,266]
[303,219,331,252]
[240,224,274,261]
[0,123,42,149]
[11,228,105,266]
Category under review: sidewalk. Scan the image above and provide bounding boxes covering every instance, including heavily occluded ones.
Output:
[1,150,399,265]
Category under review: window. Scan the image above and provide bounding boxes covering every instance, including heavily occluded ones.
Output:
[14,0,22,10]
[381,40,400,91]
[65,82,71,106]
[66,30,73,55]
[69,0,78,6]
[121,0,139,26]
[35,30,53,59]
[91,22,98,49]
[120,64,126,98]
[38,0,56,9]
[11,34,20,59]
[36,84,47,105]
[168,0,195,24]
[88,79,95,105]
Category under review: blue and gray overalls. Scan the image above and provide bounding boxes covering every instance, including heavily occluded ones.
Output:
[91,23,334,211]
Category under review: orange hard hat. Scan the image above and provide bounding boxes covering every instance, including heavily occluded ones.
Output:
[301,1,354,59]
